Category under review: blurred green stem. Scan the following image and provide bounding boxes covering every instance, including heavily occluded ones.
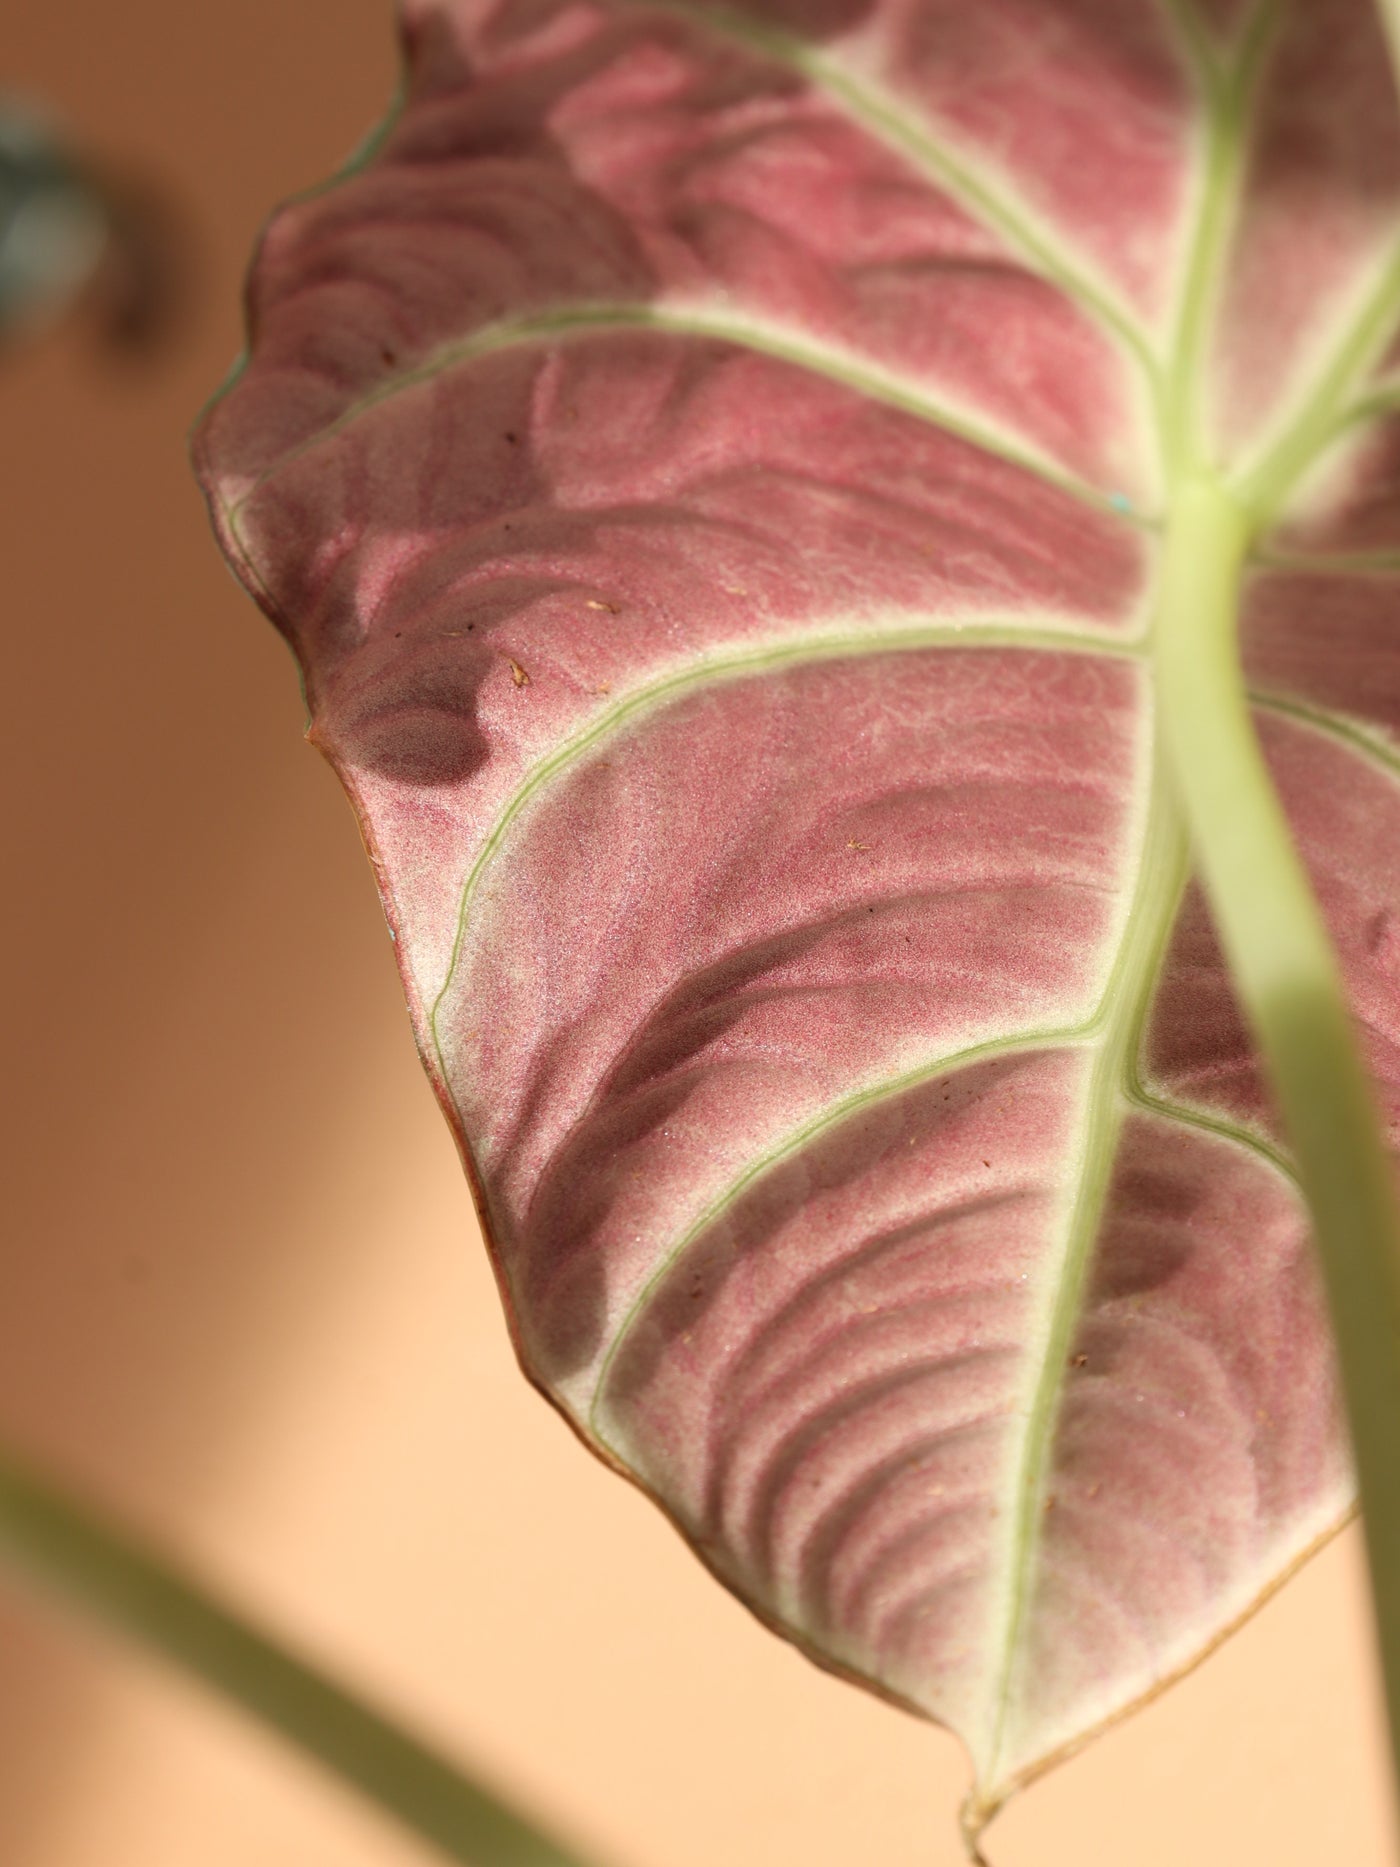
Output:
[1380,0,1400,85]
[0,1448,612,1867]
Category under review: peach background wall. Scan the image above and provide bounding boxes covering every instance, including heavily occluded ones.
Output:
[1,2,1396,1863]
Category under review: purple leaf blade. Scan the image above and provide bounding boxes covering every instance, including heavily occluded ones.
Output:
[194,0,1400,1828]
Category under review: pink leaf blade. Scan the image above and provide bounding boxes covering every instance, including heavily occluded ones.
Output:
[191,0,1400,1836]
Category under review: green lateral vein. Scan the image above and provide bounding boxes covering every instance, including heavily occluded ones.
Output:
[426,619,1143,1067]
[1240,375,1400,521]
[1250,690,1400,788]
[1328,381,1400,438]
[586,1023,1093,1434]
[625,0,1162,396]
[230,303,1135,525]
[1160,0,1223,92]
[1124,1083,1299,1186]
[582,999,1303,1455]
[1252,546,1400,576]
[1234,232,1400,520]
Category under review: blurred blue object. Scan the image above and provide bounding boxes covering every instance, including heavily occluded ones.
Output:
[0,91,187,357]
[0,94,109,340]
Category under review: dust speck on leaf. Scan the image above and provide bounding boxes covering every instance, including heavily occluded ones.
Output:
[509,659,531,688]
[586,598,620,613]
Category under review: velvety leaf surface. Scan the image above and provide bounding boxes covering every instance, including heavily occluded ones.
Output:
[195,0,1400,1829]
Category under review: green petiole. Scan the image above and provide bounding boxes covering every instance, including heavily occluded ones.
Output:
[0,1449,612,1867]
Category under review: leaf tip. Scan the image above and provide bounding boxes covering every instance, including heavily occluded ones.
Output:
[959,1788,1000,1867]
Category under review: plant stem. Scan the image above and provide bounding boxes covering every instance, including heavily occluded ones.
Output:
[1155,473,1400,1815]
[1380,0,1400,93]
[0,1448,611,1867]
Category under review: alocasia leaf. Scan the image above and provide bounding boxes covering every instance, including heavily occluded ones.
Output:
[194,0,1400,1842]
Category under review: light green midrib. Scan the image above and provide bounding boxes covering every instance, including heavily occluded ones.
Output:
[228,303,1139,527]
[1160,0,1280,479]
[976,748,1191,1789]
[974,4,1273,1800]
